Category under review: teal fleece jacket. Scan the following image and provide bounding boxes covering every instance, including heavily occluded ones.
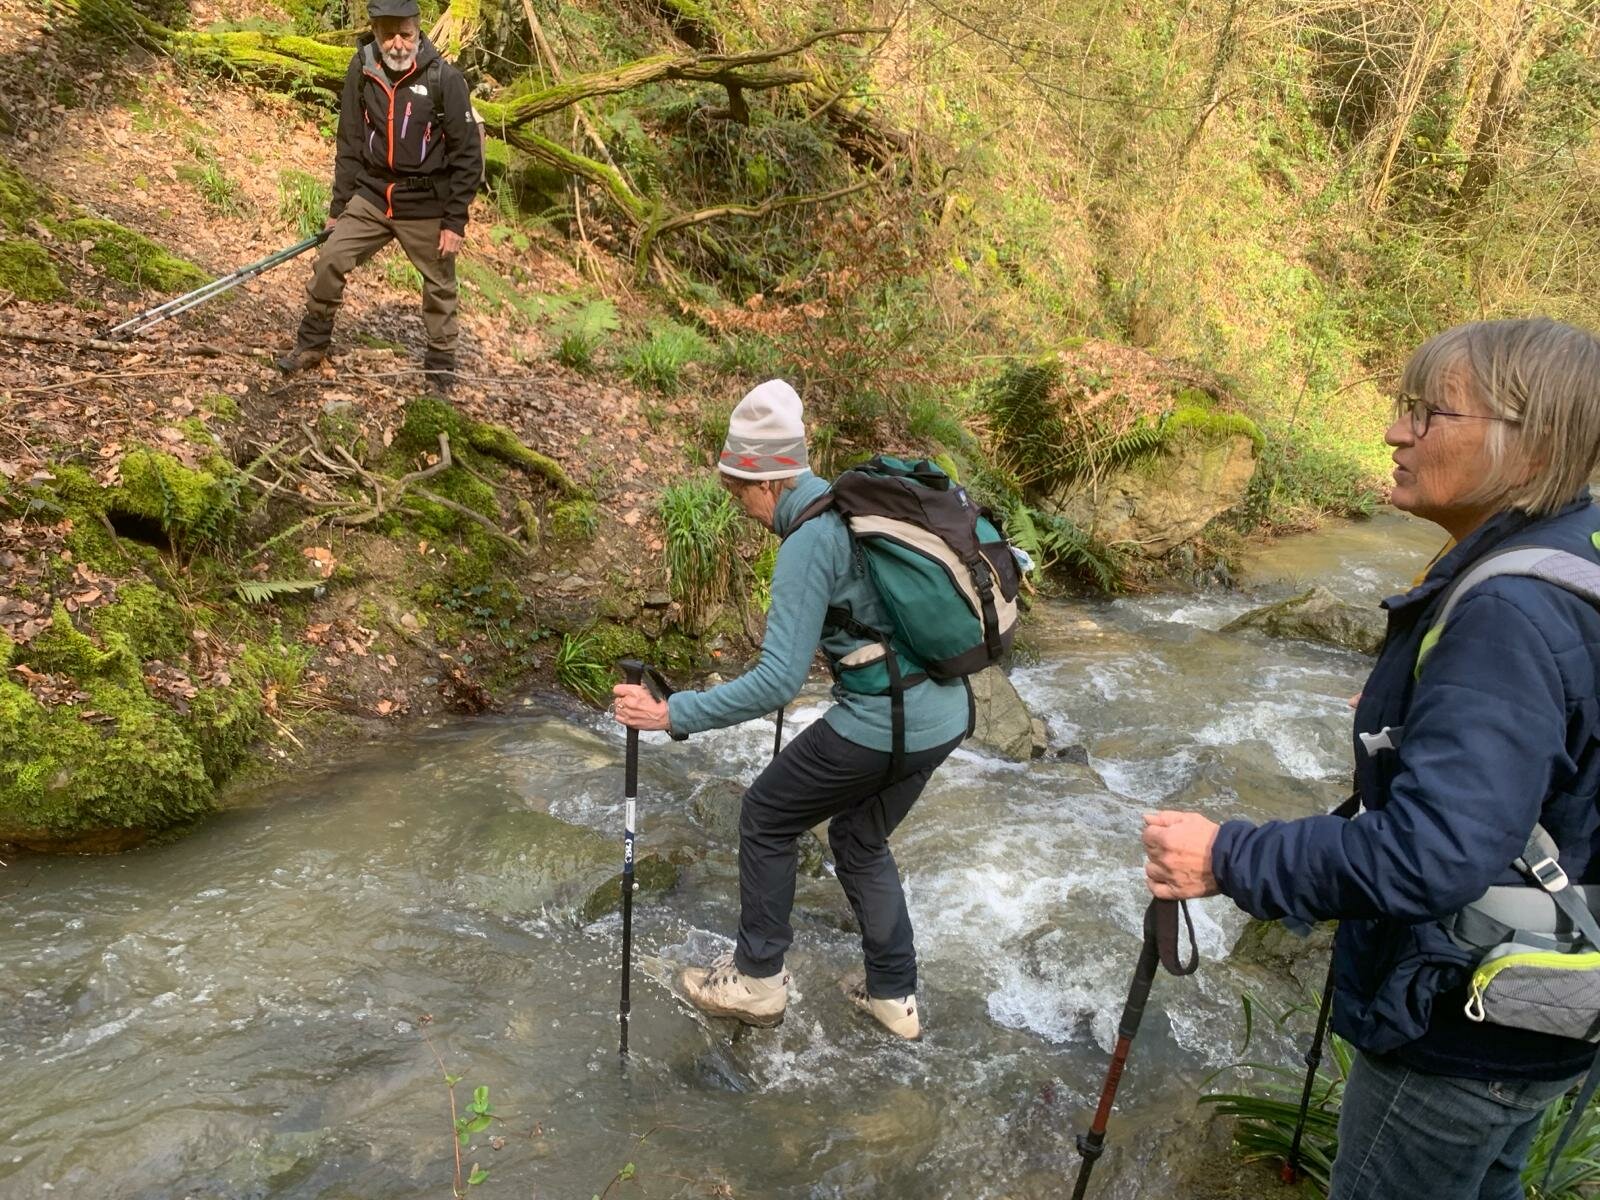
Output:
[666,471,972,752]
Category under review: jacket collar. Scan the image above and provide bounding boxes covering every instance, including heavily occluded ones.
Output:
[772,471,827,538]
[1384,490,1596,613]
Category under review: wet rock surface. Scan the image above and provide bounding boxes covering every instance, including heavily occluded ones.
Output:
[1222,586,1385,656]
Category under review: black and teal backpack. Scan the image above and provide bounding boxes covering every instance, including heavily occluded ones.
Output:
[790,456,1024,767]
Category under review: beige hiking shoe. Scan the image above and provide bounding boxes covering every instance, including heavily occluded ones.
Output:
[842,974,921,1040]
[273,346,328,374]
[678,952,788,1028]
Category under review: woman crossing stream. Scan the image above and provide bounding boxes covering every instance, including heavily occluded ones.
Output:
[0,509,1445,1199]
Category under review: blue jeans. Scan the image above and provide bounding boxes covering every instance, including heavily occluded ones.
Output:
[1330,1051,1581,1200]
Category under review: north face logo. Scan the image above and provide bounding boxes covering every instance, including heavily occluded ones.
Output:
[409,83,428,95]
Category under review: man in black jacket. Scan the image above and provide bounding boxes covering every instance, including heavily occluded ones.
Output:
[277,0,482,388]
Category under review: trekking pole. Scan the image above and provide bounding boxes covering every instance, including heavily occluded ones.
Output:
[617,658,645,1058]
[1280,788,1359,1178]
[106,230,331,341]
[1283,955,1338,1183]
[773,705,784,759]
[1070,898,1198,1200]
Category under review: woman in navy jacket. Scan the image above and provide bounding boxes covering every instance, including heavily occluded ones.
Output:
[1145,317,1600,1200]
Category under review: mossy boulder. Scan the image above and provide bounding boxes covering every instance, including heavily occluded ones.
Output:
[0,593,289,850]
[1,607,212,850]
[579,854,680,923]
[1047,428,1259,557]
[108,448,231,541]
[966,665,1046,761]
[48,216,208,292]
[0,238,65,300]
[1221,586,1386,657]
[1228,915,1335,991]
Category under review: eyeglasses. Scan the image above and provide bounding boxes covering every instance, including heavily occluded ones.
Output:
[1393,392,1520,438]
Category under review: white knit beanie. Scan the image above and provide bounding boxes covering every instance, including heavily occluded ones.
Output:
[718,379,809,481]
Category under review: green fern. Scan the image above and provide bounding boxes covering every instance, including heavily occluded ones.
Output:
[1101,420,1165,470]
[188,443,280,556]
[998,497,1125,593]
[552,299,620,344]
[235,578,323,604]
[154,465,178,534]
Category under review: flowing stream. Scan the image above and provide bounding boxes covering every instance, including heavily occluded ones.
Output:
[0,509,1447,1200]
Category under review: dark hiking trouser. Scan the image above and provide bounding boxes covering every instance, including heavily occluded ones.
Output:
[296,193,459,356]
[734,718,962,999]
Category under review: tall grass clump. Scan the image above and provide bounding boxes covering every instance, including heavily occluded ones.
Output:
[1201,988,1600,1198]
[554,631,611,706]
[181,159,246,216]
[277,169,330,239]
[658,477,741,629]
[619,323,711,393]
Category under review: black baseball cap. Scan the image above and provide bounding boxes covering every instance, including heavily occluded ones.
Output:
[368,0,421,18]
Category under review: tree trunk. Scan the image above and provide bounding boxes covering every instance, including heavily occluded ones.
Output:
[1458,0,1541,207]
[1367,5,1446,213]
[1178,0,1240,160]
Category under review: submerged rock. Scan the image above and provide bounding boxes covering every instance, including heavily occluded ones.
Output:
[689,776,827,877]
[580,853,681,923]
[458,808,678,922]
[1222,586,1385,656]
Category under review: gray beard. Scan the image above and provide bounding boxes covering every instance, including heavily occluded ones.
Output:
[382,47,416,71]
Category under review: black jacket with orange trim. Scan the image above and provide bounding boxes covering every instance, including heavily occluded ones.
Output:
[329,34,480,234]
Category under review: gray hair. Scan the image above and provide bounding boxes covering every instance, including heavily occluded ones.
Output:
[1400,318,1600,516]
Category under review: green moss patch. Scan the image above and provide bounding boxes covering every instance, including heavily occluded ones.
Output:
[395,395,582,496]
[1162,393,1265,453]
[48,217,208,292]
[91,583,190,661]
[0,603,299,846]
[0,155,45,232]
[0,238,65,300]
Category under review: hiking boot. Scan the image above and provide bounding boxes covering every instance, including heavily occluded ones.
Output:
[842,974,921,1040]
[678,952,788,1027]
[274,346,327,374]
[422,351,457,395]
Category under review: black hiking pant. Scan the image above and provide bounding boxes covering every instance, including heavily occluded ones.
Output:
[734,719,961,999]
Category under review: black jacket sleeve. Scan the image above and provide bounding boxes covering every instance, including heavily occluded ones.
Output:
[437,66,481,235]
[329,53,365,220]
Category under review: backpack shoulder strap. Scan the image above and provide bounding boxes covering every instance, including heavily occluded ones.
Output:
[1416,546,1600,676]
[782,492,837,541]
